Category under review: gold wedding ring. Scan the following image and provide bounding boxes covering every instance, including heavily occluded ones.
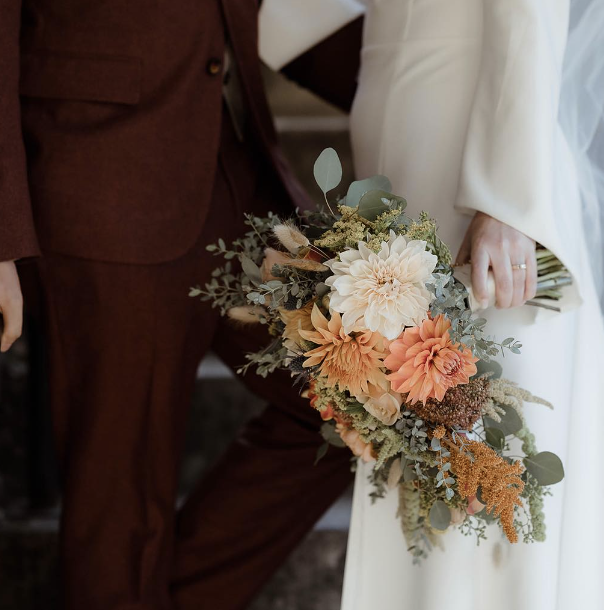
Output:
[511,263,527,270]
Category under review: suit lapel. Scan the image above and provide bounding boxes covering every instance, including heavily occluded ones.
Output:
[219,0,277,143]
[219,0,311,209]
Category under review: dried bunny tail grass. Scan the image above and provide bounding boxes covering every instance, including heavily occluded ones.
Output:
[227,306,266,325]
[273,222,310,254]
[282,258,329,272]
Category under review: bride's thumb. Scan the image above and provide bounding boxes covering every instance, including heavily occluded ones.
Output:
[455,235,471,265]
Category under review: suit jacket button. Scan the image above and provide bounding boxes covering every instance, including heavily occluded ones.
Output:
[207,58,223,76]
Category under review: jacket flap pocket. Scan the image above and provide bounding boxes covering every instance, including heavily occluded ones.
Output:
[20,52,142,105]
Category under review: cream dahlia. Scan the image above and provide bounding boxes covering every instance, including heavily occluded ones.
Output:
[325,232,438,340]
[299,305,388,396]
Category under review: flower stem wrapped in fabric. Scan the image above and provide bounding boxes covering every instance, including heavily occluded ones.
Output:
[193,149,566,562]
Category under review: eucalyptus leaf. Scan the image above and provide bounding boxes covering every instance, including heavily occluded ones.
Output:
[403,463,418,482]
[484,405,523,436]
[316,282,330,297]
[339,403,367,415]
[358,190,392,221]
[476,486,486,505]
[481,510,496,524]
[240,256,263,284]
[485,427,505,450]
[524,452,565,486]
[429,500,451,531]
[313,148,342,194]
[314,442,329,465]
[474,359,503,380]
[345,175,392,208]
[320,422,346,448]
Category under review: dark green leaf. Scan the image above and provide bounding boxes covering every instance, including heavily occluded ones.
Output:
[484,405,523,436]
[403,463,418,482]
[345,175,392,207]
[524,452,565,486]
[481,509,496,524]
[485,427,505,450]
[357,190,392,220]
[314,442,329,465]
[316,282,330,297]
[320,422,346,448]
[474,359,503,379]
[429,501,451,531]
[476,486,486,505]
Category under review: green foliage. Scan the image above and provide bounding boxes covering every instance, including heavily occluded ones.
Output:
[475,359,503,379]
[484,404,524,436]
[524,452,565,486]
[357,190,395,221]
[428,273,521,361]
[313,148,342,195]
[320,421,346,448]
[485,427,506,450]
[429,500,452,531]
[345,175,392,207]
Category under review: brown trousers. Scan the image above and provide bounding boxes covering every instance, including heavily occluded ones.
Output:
[27,116,353,610]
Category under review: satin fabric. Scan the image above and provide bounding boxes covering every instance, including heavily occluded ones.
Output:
[342,1,604,608]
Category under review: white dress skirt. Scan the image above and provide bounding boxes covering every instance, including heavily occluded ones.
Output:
[342,1,604,609]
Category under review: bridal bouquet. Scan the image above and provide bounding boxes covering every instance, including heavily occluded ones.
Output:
[192,149,566,562]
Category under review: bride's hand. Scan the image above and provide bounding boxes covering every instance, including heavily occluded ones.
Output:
[0,260,23,352]
[456,212,537,309]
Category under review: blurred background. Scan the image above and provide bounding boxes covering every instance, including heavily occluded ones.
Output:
[0,68,354,610]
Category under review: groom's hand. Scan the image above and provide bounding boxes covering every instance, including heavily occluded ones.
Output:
[0,260,23,352]
[456,212,537,309]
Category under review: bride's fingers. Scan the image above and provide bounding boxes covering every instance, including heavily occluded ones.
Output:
[511,264,526,308]
[491,253,513,309]
[524,252,538,301]
[470,245,490,309]
[455,231,472,265]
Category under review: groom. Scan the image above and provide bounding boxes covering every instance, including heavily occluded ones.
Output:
[0,1,362,609]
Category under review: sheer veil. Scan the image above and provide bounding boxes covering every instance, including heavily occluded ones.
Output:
[560,0,604,308]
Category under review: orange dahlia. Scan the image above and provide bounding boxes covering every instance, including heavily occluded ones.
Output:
[385,314,478,404]
[299,305,388,397]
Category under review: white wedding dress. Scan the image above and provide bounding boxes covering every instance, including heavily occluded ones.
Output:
[341,1,604,609]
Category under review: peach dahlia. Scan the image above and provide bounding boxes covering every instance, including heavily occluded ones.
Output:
[385,314,478,404]
[299,305,388,397]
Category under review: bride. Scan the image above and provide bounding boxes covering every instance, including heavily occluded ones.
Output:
[261,0,604,608]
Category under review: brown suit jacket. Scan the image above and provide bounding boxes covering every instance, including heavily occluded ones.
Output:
[0,0,361,264]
